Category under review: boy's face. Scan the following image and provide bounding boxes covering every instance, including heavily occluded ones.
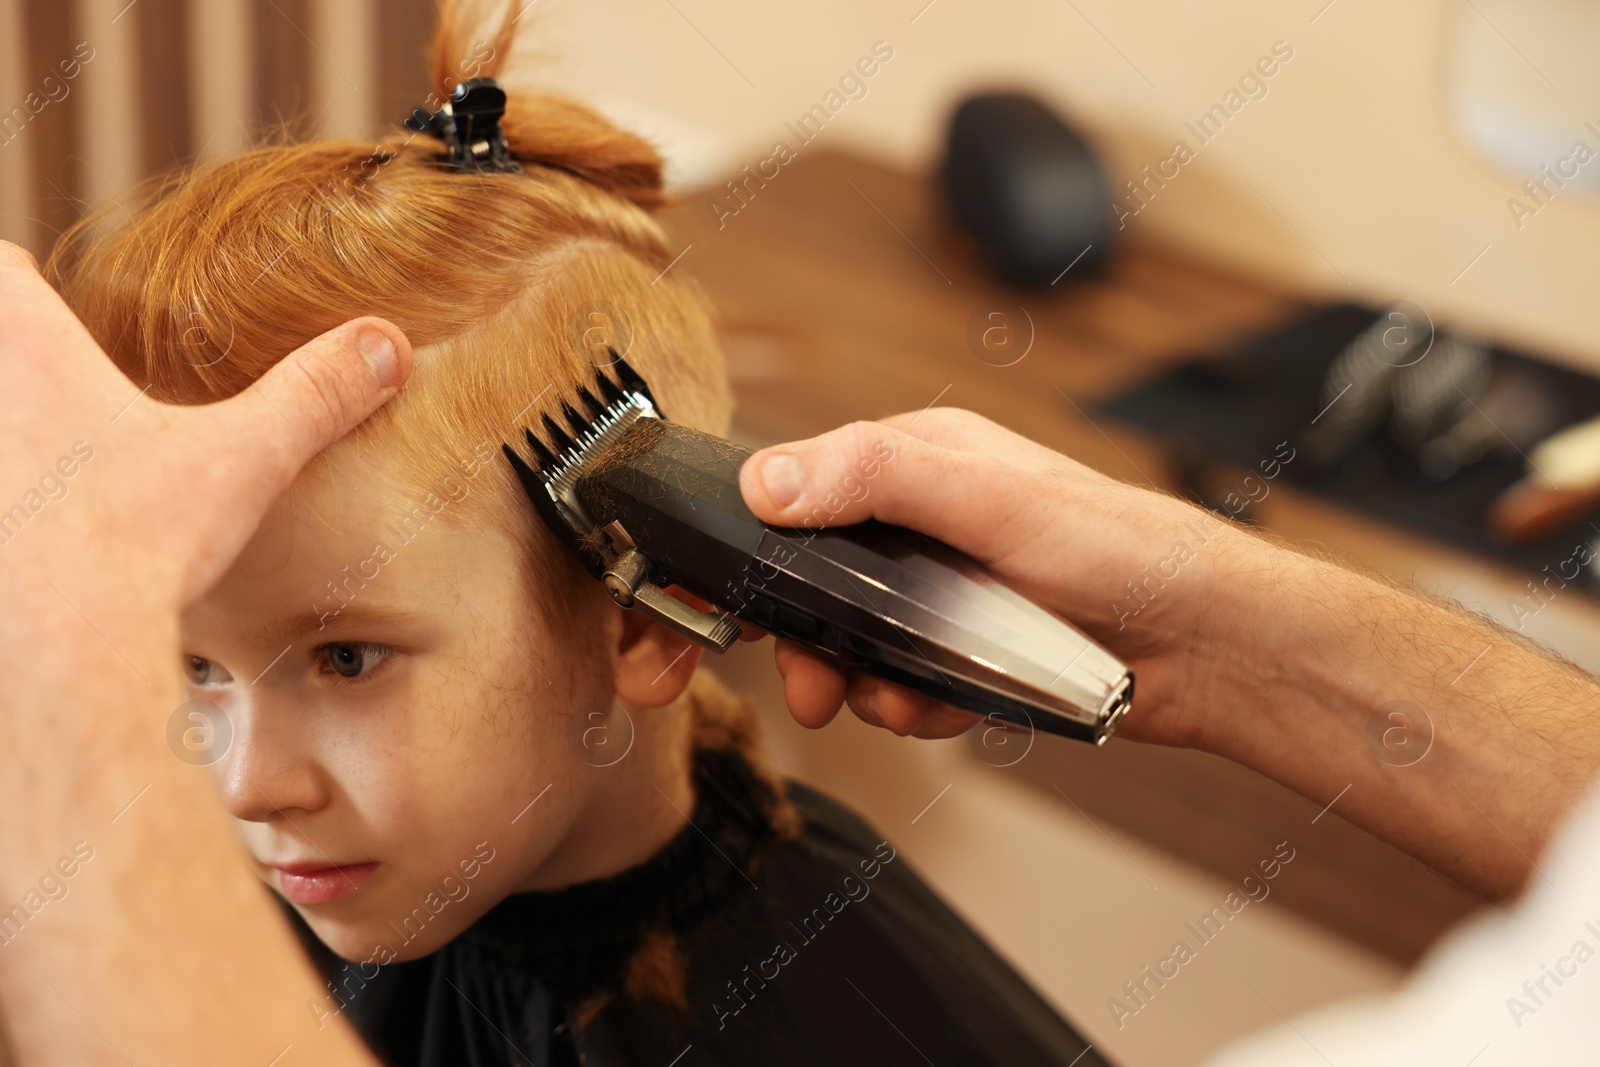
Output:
[178,452,620,964]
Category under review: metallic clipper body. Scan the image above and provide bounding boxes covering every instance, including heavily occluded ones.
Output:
[504,360,1134,744]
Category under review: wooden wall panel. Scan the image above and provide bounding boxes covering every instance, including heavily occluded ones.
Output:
[252,0,313,139]
[136,0,191,172]
[0,0,421,258]
[377,0,434,130]
[20,0,81,252]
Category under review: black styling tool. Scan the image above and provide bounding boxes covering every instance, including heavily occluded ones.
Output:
[503,357,1135,744]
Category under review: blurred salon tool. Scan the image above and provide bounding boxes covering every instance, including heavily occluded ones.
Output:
[1297,305,1555,484]
[1099,301,1600,594]
[1296,308,1412,474]
[1389,335,1491,455]
[940,92,1113,286]
[503,357,1135,744]
[1489,413,1600,544]
[1415,365,1558,484]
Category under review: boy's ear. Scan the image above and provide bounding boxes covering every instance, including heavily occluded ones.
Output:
[611,598,705,708]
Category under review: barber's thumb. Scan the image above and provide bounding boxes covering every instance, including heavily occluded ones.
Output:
[214,317,411,486]
[741,421,934,530]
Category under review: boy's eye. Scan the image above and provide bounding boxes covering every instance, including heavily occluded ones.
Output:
[320,643,392,681]
[184,656,233,686]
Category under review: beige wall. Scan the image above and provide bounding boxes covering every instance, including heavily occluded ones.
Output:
[4,1,1593,371]
[515,0,1600,372]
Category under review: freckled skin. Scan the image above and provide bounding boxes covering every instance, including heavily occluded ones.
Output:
[180,452,699,963]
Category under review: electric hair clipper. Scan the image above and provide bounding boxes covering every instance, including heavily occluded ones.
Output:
[503,358,1134,744]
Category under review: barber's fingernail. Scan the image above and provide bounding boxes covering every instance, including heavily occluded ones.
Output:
[761,452,804,508]
[359,328,399,387]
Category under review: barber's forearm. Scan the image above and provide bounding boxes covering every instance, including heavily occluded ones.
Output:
[1192,540,1600,899]
[735,409,1599,897]
[0,583,376,1066]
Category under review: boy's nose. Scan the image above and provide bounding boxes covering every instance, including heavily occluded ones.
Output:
[215,703,331,823]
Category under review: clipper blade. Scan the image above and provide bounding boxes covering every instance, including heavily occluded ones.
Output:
[501,350,661,576]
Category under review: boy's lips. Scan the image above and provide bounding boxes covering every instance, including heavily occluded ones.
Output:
[271,861,380,906]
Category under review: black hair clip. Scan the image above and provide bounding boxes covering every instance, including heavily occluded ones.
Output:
[404,76,522,174]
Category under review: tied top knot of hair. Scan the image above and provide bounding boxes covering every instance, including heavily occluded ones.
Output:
[404,76,523,175]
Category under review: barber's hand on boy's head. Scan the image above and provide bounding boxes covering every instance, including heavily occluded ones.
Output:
[0,240,414,611]
[737,406,1266,746]
[0,237,398,1066]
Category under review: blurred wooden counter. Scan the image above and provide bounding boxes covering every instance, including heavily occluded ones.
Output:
[658,148,1491,966]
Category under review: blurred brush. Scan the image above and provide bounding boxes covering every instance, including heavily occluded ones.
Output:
[1298,322,1398,473]
[1488,412,1600,544]
[1417,365,1559,482]
[1390,334,1490,454]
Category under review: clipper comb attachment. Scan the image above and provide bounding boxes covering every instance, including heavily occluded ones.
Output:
[503,354,743,650]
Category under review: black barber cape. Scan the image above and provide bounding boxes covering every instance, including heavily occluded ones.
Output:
[287,746,1112,1067]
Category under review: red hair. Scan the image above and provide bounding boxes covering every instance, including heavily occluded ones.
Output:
[46,0,731,597]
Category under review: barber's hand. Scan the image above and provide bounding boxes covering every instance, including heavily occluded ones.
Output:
[0,239,406,1066]
[738,408,1272,746]
[0,241,413,617]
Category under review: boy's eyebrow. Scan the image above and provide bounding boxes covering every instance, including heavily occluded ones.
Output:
[252,603,428,646]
